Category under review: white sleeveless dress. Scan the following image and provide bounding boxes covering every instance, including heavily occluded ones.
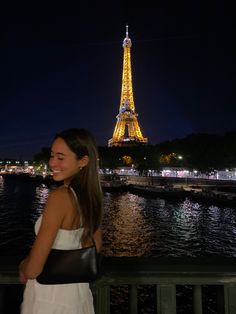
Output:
[21,215,95,314]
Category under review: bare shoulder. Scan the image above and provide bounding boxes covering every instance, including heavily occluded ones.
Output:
[46,186,73,210]
[49,185,70,198]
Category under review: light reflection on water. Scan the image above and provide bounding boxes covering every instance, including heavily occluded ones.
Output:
[1,175,236,258]
[31,184,50,216]
[102,192,151,256]
[102,192,236,257]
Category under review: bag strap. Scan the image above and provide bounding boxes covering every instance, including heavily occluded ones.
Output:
[66,185,84,228]
[65,185,95,246]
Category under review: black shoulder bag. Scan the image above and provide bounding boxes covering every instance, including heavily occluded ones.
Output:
[36,244,100,284]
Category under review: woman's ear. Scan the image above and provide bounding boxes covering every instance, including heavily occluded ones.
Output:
[78,155,89,168]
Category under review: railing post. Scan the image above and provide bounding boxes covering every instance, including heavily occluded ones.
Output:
[157,284,176,314]
[0,285,5,313]
[224,284,236,314]
[193,285,202,314]
[128,284,138,314]
[216,285,225,314]
[93,283,110,314]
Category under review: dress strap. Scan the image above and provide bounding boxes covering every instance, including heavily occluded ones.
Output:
[66,185,83,228]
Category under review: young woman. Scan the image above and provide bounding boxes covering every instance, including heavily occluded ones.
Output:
[19,128,103,314]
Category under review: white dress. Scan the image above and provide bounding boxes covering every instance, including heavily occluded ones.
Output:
[21,215,95,314]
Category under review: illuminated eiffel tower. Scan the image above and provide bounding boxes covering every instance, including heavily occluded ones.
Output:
[108,26,148,147]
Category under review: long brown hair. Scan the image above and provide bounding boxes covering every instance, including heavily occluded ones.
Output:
[54,128,103,242]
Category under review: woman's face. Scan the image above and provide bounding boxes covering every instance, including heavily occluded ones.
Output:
[49,137,83,184]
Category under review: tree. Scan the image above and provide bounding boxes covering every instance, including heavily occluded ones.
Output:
[33,147,50,164]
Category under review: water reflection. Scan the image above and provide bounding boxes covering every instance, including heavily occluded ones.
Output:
[1,177,236,258]
[204,205,236,256]
[31,184,50,221]
[101,193,236,258]
[0,175,4,191]
[102,192,151,256]
[0,176,39,254]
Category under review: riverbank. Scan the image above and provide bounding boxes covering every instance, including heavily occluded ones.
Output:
[104,182,236,207]
[100,174,236,206]
[128,183,236,206]
[2,173,236,206]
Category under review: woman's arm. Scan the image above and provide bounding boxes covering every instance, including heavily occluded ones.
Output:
[94,228,102,253]
[19,187,70,281]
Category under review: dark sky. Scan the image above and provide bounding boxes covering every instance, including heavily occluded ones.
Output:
[1,2,235,159]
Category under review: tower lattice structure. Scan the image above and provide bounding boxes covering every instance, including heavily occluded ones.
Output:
[108,26,148,147]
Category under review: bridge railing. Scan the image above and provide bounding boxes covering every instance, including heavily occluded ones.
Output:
[91,256,236,314]
[1,256,236,314]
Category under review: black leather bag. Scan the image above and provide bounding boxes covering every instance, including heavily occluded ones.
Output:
[36,245,99,285]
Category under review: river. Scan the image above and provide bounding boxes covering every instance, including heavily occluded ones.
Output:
[1,174,236,258]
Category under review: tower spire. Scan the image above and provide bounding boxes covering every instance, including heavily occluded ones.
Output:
[126,24,129,37]
[123,25,132,49]
[108,26,148,147]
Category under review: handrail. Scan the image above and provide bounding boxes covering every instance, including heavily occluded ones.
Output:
[93,256,236,314]
[1,256,236,314]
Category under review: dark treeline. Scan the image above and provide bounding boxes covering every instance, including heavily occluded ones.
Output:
[98,132,236,173]
[33,132,236,173]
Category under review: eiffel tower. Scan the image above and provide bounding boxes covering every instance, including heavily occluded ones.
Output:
[108,26,148,147]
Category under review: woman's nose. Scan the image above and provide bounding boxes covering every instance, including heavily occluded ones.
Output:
[49,157,56,167]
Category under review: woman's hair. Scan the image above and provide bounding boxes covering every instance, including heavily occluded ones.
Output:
[54,128,103,242]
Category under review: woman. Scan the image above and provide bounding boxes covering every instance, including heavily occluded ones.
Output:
[19,128,103,314]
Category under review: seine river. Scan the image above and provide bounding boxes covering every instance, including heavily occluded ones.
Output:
[1,174,236,257]
[1,174,236,314]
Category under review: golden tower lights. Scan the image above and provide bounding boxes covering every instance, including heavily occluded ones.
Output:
[108,26,148,147]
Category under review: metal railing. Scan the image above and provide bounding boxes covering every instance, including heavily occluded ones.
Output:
[1,256,236,314]
[93,256,236,314]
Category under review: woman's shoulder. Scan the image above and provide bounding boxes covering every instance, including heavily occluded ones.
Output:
[47,185,72,204]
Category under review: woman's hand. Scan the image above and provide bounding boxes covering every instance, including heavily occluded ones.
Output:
[19,259,28,284]
[19,269,28,284]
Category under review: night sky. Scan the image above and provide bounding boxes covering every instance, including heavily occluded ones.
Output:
[1,2,235,159]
